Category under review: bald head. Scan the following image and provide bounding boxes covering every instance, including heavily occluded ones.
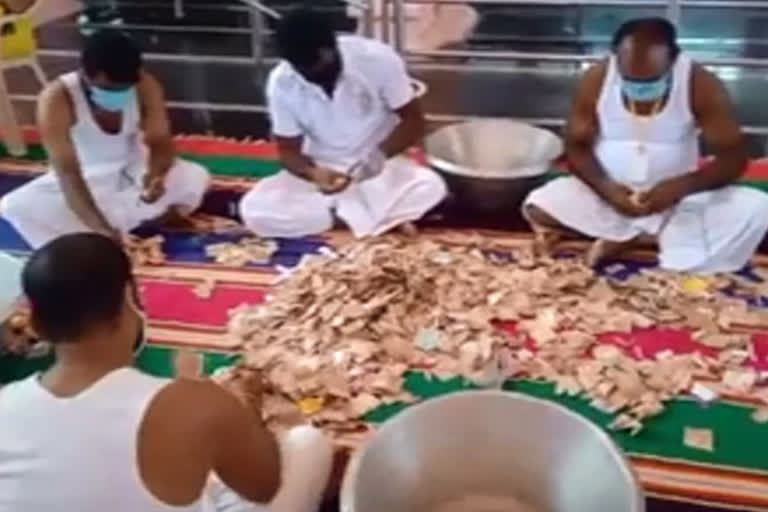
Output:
[612,18,680,81]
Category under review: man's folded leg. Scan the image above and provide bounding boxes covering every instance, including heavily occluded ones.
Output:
[0,174,90,249]
[239,171,335,238]
[524,176,643,242]
[660,185,768,273]
[337,157,447,237]
[127,158,211,226]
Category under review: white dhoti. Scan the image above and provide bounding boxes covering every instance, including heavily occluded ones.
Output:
[240,156,447,238]
[204,426,333,512]
[526,176,768,273]
[0,158,210,248]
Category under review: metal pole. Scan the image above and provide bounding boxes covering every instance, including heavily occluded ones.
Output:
[391,0,406,52]
[666,0,681,25]
[249,3,266,85]
[380,0,391,44]
[174,0,184,18]
[362,0,375,38]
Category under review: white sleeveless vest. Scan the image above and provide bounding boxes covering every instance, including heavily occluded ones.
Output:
[594,53,700,189]
[59,72,142,170]
[0,368,205,512]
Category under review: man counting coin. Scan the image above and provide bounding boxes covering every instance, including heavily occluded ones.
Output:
[0,30,209,248]
[525,18,768,272]
[239,9,447,238]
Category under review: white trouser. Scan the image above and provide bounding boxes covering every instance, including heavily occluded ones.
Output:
[525,176,768,273]
[204,426,334,512]
[239,156,447,239]
[0,158,210,248]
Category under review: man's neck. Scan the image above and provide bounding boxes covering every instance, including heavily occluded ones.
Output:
[40,337,134,398]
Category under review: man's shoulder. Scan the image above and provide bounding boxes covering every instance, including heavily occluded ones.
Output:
[265,61,301,99]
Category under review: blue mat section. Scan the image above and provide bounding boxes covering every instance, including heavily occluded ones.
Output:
[0,218,30,254]
[152,229,325,268]
[0,217,325,268]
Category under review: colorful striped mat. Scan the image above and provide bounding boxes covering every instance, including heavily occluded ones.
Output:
[4,134,768,511]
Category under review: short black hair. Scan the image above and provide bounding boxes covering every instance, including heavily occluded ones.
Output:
[611,17,680,58]
[274,8,336,67]
[22,233,134,342]
[82,30,142,84]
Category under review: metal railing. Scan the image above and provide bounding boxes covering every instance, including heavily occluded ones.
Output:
[61,0,768,149]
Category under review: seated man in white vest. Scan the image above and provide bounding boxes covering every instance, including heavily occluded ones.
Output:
[0,30,209,248]
[240,9,447,239]
[0,233,333,512]
[524,18,768,273]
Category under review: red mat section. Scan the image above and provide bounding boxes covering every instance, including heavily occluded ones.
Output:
[141,279,266,330]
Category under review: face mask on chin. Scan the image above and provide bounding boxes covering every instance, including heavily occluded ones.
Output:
[90,85,136,112]
[621,74,671,103]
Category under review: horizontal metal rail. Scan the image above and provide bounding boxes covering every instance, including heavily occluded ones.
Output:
[393,0,768,6]
[408,48,768,68]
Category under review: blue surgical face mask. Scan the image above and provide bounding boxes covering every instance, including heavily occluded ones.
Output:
[90,86,135,112]
[621,74,671,102]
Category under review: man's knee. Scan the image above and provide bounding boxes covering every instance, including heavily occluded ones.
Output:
[0,188,32,225]
[748,189,768,222]
[169,160,210,200]
[408,169,448,208]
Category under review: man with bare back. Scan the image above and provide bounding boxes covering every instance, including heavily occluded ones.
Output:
[524,18,768,273]
[0,233,333,512]
[0,30,209,248]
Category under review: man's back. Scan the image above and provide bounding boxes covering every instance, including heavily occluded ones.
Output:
[0,367,205,511]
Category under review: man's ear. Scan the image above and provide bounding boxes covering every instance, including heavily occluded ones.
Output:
[26,308,46,341]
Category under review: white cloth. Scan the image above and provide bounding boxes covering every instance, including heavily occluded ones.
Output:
[240,157,447,238]
[266,35,414,169]
[0,72,210,248]
[245,35,447,238]
[204,426,333,512]
[0,252,23,323]
[0,368,204,512]
[0,369,333,512]
[525,54,768,273]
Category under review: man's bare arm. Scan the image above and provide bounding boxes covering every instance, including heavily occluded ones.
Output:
[205,381,282,503]
[1,0,35,12]
[274,135,315,180]
[37,83,115,237]
[138,72,176,178]
[685,65,747,193]
[566,61,614,199]
[378,98,426,158]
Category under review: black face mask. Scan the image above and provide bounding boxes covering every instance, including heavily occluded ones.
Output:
[298,50,341,88]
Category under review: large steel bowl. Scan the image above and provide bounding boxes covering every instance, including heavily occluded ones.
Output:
[424,120,563,214]
[341,391,644,512]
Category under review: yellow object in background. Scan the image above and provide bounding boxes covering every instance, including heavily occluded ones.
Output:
[0,6,37,60]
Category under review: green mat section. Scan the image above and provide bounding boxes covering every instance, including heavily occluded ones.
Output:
[181,153,281,178]
[0,142,281,178]
[4,346,768,471]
